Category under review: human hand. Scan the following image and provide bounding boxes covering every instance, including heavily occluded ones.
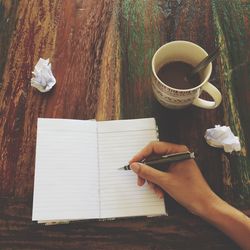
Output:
[129,141,219,216]
[130,141,250,249]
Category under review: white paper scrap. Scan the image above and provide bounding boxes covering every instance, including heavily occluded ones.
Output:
[31,58,56,92]
[204,125,241,153]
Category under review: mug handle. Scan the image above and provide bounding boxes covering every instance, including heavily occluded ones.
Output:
[192,82,222,109]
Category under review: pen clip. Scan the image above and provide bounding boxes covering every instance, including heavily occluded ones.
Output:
[141,151,192,162]
[161,151,192,159]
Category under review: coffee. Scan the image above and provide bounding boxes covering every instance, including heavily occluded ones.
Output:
[157,61,201,89]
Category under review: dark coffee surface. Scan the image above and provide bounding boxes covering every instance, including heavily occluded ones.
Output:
[157,61,201,89]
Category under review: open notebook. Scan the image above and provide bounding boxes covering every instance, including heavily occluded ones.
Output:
[32,118,166,223]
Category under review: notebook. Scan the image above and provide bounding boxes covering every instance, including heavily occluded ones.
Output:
[32,118,166,223]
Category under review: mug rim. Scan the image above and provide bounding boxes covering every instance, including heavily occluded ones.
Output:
[152,40,212,92]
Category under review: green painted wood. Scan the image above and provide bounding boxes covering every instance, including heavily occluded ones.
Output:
[212,0,250,207]
[119,0,163,118]
[118,0,226,210]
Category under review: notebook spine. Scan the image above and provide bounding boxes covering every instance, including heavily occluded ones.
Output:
[156,125,159,141]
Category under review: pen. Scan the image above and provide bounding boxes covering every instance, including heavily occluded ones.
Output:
[118,151,195,171]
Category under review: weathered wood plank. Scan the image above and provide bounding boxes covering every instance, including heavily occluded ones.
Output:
[212,0,250,207]
[0,0,62,196]
[0,0,249,249]
[119,0,163,118]
[0,198,241,250]
[0,0,19,86]
[117,0,225,211]
[152,0,225,200]
[0,0,113,196]
[96,1,121,121]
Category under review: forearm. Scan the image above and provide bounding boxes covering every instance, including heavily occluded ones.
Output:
[129,141,250,248]
[200,196,250,249]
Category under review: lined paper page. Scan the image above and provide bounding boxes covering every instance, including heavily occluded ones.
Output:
[97,118,166,218]
[32,118,99,221]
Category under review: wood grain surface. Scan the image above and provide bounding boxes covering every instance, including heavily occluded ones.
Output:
[0,0,249,249]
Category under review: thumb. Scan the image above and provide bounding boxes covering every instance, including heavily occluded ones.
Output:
[130,162,167,186]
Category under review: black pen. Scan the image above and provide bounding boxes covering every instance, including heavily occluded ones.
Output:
[118,151,195,171]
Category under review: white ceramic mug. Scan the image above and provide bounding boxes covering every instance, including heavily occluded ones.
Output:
[152,41,222,109]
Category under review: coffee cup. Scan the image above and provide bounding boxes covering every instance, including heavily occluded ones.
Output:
[151,40,222,109]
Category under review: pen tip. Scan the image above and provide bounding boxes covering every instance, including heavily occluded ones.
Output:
[118,165,131,170]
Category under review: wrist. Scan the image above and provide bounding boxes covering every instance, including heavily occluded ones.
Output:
[190,192,223,219]
[197,194,226,221]
[195,195,250,249]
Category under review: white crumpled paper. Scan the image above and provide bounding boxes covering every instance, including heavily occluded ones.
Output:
[31,58,56,92]
[204,125,241,153]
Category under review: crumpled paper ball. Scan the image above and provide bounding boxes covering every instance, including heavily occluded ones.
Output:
[31,58,56,92]
[204,125,241,153]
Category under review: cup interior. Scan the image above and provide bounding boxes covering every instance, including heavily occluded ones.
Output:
[152,41,212,90]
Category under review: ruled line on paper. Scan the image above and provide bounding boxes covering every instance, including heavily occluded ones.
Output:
[97,119,166,219]
[32,119,99,221]
[32,118,166,222]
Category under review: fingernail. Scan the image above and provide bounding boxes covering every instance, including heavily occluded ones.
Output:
[130,163,140,173]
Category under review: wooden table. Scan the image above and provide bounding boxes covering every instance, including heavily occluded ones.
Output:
[0,0,249,249]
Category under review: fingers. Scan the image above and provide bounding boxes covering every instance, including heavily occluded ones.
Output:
[133,163,165,199]
[129,141,188,163]
[137,176,145,186]
[148,181,164,199]
[130,162,167,186]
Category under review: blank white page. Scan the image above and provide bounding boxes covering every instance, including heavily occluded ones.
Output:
[97,118,166,218]
[32,118,99,221]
